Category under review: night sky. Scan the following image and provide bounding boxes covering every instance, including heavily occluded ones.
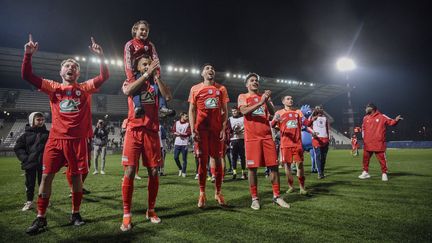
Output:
[1,0,431,138]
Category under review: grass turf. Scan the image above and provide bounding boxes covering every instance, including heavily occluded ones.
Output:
[0,149,431,242]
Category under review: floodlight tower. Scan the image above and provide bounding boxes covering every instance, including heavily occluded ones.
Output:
[336,57,356,136]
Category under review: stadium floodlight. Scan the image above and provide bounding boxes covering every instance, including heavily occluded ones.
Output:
[179,67,184,72]
[336,57,356,72]
[91,57,97,63]
[81,57,86,62]
[75,56,80,61]
[116,60,123,66]
[174,67,178,72]
[226,73,230,78]
[167,66,173,72]
[110,60,115,65]
[104,60,109,64]
[233,74,237,78]
[97,58,101,63]
[185,69,189,73]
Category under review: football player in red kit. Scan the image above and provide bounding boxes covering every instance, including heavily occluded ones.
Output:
[238,73,290,210]
[188,64,229,208]
[120,55,172,231]
[22,35,109,235]
[351,134,360,157]
[271,95,309,195]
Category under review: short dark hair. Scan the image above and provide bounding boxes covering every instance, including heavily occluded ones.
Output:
[366,103,377,111]
[231,106,239,110]
[244,73,260,84]
[179,112,187,117]
[281,95,293,102]
[201,63,214,71]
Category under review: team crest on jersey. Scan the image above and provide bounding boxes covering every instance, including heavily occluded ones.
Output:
[75,90,81,96]
[286,120,298,128]
[252,106,265,116]
[254,97,259,102]
[289,113,293,117]
[208,89,213,95]
[204,97,218,109]
[141,91,156,104]
[144,45,149,51]
[59,99,80,113]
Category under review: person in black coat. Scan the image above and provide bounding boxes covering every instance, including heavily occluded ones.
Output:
[14,112,49,211]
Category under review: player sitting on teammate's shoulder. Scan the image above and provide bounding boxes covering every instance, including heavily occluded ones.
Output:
[124,20,174,118]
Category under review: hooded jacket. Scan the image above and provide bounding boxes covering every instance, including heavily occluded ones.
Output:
[14,112,49,170]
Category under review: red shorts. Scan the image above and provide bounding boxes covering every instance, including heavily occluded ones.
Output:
[122,127,161,168]
[43,138,89,175]
[245,138,278,168]
[280,147,304,163]
[195,130,222,158]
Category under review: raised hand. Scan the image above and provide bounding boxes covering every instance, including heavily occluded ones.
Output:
[395,115,403,121]
[89,37,104,56]
[147,59,160,75]
[24,34,39,54]
[260,90,271,104]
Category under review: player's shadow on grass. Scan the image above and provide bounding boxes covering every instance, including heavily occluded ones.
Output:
[389,172,429,178]
[58,226,154,243]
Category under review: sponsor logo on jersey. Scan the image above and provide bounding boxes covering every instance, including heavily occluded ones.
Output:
[252,106,265,116]
[59,99,80,113]
[141,91,156,104]
[122,155,128,162]
[247,160,255,165]
[204,97,219,109]
[286,120,298,128]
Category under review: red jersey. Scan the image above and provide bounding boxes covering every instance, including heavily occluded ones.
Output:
[273,109,303,149]
[362,111,398,151]
[237,93,273,141]
[123,79,159,132]
[351,138,359,149]
[40,79,97,139]
[124,38,159,83]
[188,82,229,132]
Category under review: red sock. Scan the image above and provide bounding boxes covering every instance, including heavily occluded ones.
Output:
[288,176,294,187]
[249,185,258,199]
[122,176,134,215]
[37,196,50,217]
[215,163,223,194]
[298,176,305,188]
[72,192,83,213]
[66,172,73,189]
[198,156,208,193]
[147,175,159,211]
[272,183,280,198]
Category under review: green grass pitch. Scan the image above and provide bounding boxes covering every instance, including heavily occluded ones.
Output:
[0,149,431,242]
